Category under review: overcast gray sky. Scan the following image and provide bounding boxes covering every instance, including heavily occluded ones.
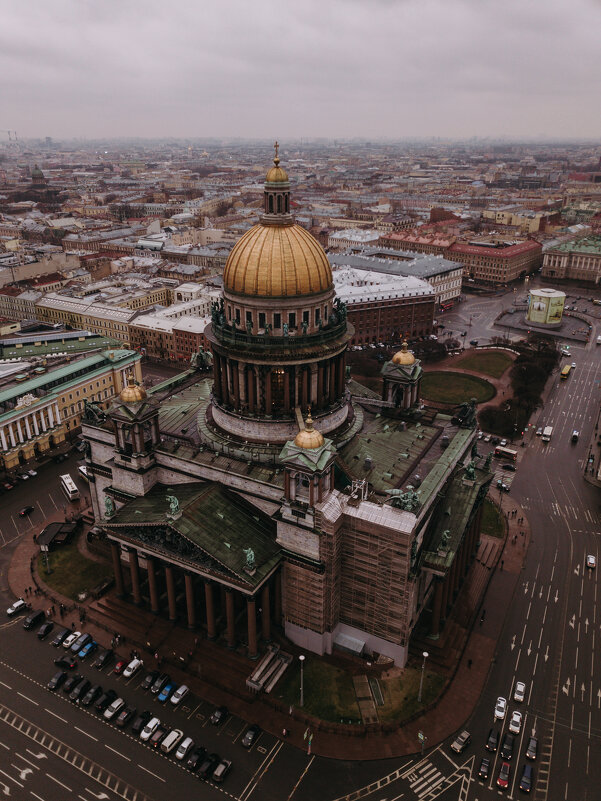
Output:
[1,0,600,140]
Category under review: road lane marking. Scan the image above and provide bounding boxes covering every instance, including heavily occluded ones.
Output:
[104,744,129,760]
[47,772,71,791]
[46,710,68,723]
[0,767,24,787]
[286,755,315,801]
[17,692,38,705]
[74,726,97,741]
[0,681,12,690]
[138,764,165,781]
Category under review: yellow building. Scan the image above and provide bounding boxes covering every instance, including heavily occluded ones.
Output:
[0,349,141,471]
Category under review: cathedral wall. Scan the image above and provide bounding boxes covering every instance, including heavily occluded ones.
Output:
[277,520,320,561]
[211,402,349,443]
[282,559,327,634]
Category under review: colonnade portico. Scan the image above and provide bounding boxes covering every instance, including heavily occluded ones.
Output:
[0,400,62,452]
[110,541,277,659]
[212,351,347,416]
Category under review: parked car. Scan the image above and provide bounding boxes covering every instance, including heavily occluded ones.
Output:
[6,598,28,617]
[210,705,228,725]
[69,678,91,703]
[27,470,37,477]
[160,728,184,754]
[496,480,510,493]
[478,757,490,780]
[37,621,54,640]
[170,684,189,706]
[47,670,67,691]
[141,670,159,691]
[150,673,171,695]
[131,710,152,736]
[50,627,69,647]
[23,609,45,630]
[54,655,77,670]
[514,681,526,703]
[104,697,126,721]
[62,631,81,649]
[62,673,84,694]
[149,725,170,748]
[123,658,143,678]
[79,640,98,660]
[500,439,507,447]
[526,736,538,760]
[242,724,261,748]
[92,648,114,669]
[19,506,35,516]
[519,763,534,793]
[450,730,471,754]
[175,736,195,761]
[509,710,523,734]
[81,684,102,707]
[158,682,175,703]
[140,716,161,742]
[212,758,232,783]
[95,689,117,713]
[198,753,220,780]
[501,733,515,760]
[115,705,137,728]
[485,728,498,752]
[187,746,208,772]
[501,463,517,471]
[497,760,511,789]
[70,633,92,653]
[18,473,30,481]
[495,696,507,720]
[113,659,127,675]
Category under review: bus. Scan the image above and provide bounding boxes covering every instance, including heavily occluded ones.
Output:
[494,446,518,461]
[561,365,571,380]
[77,465,89,482]
[59,473,80,501]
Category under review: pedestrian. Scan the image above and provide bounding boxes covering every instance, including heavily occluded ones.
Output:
[71,621,75,630]
[282,728,288,737]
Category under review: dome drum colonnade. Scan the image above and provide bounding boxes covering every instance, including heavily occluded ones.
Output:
[205,145,353,444]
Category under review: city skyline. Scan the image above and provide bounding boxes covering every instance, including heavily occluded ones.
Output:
[2,0,600,141]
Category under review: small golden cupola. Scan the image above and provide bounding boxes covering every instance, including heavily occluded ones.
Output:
[392,340,416,366]
[294,412,325,450]
[119,374,147,404]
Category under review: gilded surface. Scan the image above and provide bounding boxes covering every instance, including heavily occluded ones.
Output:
[223,223,333,297]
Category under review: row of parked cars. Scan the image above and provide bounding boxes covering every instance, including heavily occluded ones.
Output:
[16,607,263,785]
[450,681,536,792]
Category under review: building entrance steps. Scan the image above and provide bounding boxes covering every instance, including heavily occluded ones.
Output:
[353,675,379,724]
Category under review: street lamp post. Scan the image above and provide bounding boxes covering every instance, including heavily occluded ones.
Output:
[418,651,429,703]
[299,654,305,707]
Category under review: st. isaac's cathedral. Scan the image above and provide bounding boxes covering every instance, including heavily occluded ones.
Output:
[83,148,492,667]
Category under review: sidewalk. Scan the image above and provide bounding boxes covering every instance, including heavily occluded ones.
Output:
[8,501,531,761]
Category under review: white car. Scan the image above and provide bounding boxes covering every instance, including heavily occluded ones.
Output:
[500,439,507,447]
[6,598,28,617]
[509,710,523,734]
[140,716,161,741]
[123,658,143,678]
[63,631,81,649]
[175,736,194,760]
[27,469,37,477]
[170,684,189,706]
[571,362,577,369]
[494,696,507,720]
[513,681,526,703]
[586,554,596,569]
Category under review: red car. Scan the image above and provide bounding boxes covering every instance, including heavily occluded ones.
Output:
[113,659,127,674]
[497,760,511,789]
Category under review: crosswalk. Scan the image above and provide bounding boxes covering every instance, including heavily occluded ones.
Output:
[404,761,445,796]
[520,499,598,524]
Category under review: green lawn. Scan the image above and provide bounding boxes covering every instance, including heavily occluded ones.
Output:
[378,668,446,723]
[275,656,361,723]
[37,537,113,600]
[458,350,513,378]
[421,372,495,405]
[480,498,505,539]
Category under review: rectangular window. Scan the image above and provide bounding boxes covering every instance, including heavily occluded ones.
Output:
[315,308,321,324]
[303,310,309,326]
[259,312,266,329]
[246,310,252,324]
[274,313,281,329]
[288,312,296,329]
[235,308,240,324]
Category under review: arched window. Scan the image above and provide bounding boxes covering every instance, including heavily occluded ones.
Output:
[277,195,282,213]
[285,195,289,213]
[268,195,274,213]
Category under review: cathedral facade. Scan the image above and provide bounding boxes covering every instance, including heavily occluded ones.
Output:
[83,149,491,667]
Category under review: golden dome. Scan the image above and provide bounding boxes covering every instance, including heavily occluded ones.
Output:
[392,341,416,366]
[223,223,333,297]
[119,374,147,403]
[265,164,289,183]
[294,413,325,449]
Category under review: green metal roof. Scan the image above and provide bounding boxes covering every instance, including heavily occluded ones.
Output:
[105,482,281,592]
[552,234,601,254]
[0,335,121,360]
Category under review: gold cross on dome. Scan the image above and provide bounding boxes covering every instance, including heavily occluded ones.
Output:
[274,140,279,159]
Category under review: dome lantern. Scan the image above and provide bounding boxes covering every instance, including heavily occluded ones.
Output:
[392,341,416,366]
[119,373,147,404]
[294,412,325,450]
